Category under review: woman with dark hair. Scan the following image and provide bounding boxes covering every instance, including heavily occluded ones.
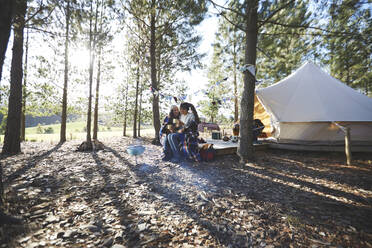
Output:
[160,105,180,161]
[168,102,201,162]
[179,102,200,128]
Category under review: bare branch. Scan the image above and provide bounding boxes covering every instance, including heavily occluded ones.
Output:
[25,26,62,37]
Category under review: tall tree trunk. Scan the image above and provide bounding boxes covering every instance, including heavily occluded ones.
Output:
[86,1,97,144]
[93,47,102,140]
[0,0,14,85]
[2,0,27,155]
[123,78,129,136]
[150,1,160,144]
[138,83,143,137]
[238,0,258,163]
[21,26,29,142]
[133,67,139,138]
[0,0,14,208]
[233,42,238,123]
[60,0,70,143]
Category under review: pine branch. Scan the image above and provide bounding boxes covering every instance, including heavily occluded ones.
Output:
[123,21,148,45]
[120,0,150,28]
[208,1,247,32]
[25,26,62,37]
[262,20,368,41]
[258,0,296,28]
[257,47,275,62]
[25,4,45,24]
[208,0,246,18]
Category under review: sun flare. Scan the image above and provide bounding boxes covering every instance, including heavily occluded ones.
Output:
[70,48,90,69]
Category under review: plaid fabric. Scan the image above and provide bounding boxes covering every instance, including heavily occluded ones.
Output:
[180,129,201,162]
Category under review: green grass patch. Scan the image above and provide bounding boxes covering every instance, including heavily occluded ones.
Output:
[26,121,122,135]
[0,122,155,143]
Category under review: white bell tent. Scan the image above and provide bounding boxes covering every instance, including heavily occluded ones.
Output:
[255,61,372,148]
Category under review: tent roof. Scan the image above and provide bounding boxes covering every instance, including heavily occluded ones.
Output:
[256,61,372,122]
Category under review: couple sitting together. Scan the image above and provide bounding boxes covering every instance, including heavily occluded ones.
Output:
[160,102,200,163]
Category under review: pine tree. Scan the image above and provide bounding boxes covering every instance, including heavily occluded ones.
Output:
[0,0,14,86]
[123,0,208,143]
[2,0,27,155]
[321,0,371,94]
[210,0,300,162]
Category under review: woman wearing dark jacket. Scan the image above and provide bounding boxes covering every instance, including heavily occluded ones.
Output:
[160,105,180,161]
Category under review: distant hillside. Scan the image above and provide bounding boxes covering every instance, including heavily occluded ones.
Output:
[0,114,79,128]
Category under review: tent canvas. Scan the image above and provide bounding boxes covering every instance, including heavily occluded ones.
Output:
[255,61,372,146]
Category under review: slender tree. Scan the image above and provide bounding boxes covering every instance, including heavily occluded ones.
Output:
[0,0,14,85]
[93,0,113,140]
[132,66,139,138]
[20,26,29,141]
[123,76,129,136]
[137,82,143,137]
[60,0,71,143]
[2,0,27,155]
[93,46,102,140]
[85,0,100,146]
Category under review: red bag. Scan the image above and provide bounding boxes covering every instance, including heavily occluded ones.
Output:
[199,144,216,162]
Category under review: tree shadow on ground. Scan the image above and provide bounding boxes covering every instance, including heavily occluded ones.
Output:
[263,149,372,190]
[104,145,257,247]
[106,144,372,246]
[91,151,165,247]
[3,143,62,185]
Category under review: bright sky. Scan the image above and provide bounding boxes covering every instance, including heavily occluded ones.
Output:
[180,14,218,104]
[0,6,220,112]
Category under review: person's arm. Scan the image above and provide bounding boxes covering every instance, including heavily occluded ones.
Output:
[178,113,195,133]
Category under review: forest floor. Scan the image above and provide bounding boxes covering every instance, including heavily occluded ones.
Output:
[1,137,372,247]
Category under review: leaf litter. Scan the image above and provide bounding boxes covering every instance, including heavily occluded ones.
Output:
[1,137,372,247]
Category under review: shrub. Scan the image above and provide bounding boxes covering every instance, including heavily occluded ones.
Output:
[36,124,44,134]
[44,127,54,134]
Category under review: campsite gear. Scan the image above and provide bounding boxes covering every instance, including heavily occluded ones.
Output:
[233,123,240,136]
[253,119,265,142]
[198,122,220,132]
[255,61,372,146]
[199,144,216,162]
[127,145,145,165]
[212,131,221,140]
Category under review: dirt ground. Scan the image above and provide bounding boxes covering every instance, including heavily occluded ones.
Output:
[1,137,372,247]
